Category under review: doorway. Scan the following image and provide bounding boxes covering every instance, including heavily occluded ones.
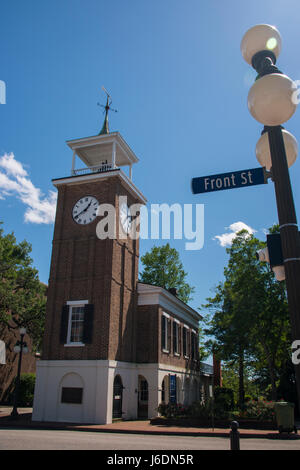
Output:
[137,375,148,419]
[112,375,123,419]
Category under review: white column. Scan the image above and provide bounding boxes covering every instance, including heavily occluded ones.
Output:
[71,151,76,176]
[129,165,132,180]
[112,141,116,169]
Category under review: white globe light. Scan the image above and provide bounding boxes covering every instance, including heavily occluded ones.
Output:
[241,24,282,65]
[256,129,298,170]
[248,73,297,125]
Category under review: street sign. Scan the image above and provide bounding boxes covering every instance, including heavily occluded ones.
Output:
[191,167,268,195]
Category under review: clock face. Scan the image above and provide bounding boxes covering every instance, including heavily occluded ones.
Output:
[72,196,99,225]
[120,202,132,234]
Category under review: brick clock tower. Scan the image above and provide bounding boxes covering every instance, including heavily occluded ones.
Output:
[32,114,147,424]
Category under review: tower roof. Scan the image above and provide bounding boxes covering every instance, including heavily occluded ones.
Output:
[66,132,139,169]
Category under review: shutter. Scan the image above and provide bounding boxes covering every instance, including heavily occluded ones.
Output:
[82,304,94,344]
[173,322,176,353]
[179,325,182,355]
[183,328,186,356]
[167,319,171,351]
[161,315,166,350]
[191,332,195,359]
[60,305,69,344]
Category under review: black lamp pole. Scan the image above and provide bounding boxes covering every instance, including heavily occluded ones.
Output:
[10,329,26,419]
[267,125,300,412]
[252,51,300,412]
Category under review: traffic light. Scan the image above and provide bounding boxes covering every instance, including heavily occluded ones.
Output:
[256,233,285,281]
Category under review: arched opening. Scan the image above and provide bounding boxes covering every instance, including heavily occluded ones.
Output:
[58,372,84,423]
[184,377,190,406]
[137,375,148,419]
[191,379,198,403]
[112,375,123,419]
[161,375,169,404]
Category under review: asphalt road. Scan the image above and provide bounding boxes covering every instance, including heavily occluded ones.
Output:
[0,429,300,451]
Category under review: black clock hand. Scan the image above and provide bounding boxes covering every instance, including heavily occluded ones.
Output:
[75,201,92,218]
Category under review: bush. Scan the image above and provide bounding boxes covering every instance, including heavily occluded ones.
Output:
[158,400,215,420]
[214,386,234,414]
[157,402,189,418]
[11,373,36,407]
[233,399,276,421]
[186,400,213,419]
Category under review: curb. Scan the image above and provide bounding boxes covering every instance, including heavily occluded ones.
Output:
[1,418,297,439]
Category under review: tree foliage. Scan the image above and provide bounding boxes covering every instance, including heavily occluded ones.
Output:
[140,243,194,304]
[203,228,291,404]
[0,222,47,351]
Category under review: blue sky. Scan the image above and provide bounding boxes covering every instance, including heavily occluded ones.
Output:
[1,0,300,323]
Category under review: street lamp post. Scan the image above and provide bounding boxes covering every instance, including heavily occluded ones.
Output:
[10,327,28,419]
[241,24,300,412]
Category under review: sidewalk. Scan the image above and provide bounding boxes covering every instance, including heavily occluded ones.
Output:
[0,407,299,440]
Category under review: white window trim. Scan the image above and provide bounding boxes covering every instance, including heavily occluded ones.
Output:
[67,300,89,306]
[162,313,169,353]
[65,301,88,347]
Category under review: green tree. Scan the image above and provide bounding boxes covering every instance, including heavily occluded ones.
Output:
[203,228,291,405]
[140,243,194,304]
[0,222,47,351]
[221,361,261,404]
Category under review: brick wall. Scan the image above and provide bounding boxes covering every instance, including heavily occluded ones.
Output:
[136,303,200,369]
[42,174,141,363]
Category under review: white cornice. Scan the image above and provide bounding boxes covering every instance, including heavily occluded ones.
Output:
[137,283,202,327]
[52,168,147,205]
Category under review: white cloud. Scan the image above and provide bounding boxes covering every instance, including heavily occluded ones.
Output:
[213,221,256,247]
[0,152,28,177]
[0,153,57,224]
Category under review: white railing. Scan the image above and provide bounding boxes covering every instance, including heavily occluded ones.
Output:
[72,163,113,176]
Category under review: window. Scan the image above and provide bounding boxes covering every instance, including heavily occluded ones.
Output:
[173,321,179,355]
[183,326,189,357]
[60,301,94,346]
[161,314,169,352]
[61,387,83,404]
[68,305,85,344]
[140,379,148,402]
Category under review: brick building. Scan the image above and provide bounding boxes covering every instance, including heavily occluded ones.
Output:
[32,116,213,424]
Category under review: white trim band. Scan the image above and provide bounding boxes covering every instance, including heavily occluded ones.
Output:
[66,300,89,305]
[284,258,300,263]
[280,223,298,229]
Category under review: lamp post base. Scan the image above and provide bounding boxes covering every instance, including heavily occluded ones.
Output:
[10,408,19,419]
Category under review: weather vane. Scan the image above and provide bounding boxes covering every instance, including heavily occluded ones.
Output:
[98,86,117,135]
